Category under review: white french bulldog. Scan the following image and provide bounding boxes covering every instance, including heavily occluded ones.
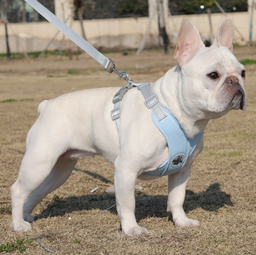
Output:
[10,18,246,236]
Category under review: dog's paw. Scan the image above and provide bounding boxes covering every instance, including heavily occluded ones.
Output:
[174,217,200,227]
[24,213,34,223]
[10,221,32,232]
[125,226,151,237]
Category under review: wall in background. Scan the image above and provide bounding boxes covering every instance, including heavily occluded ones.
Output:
[0,11,253,54]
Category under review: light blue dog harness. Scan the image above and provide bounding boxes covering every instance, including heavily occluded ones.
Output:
[147,107,203,176]
[111,82,204,177]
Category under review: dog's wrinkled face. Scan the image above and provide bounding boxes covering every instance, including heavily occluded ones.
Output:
[174,18,247,119]
[182,46,246,117]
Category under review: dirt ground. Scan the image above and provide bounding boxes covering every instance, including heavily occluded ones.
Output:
[0,47,256,254]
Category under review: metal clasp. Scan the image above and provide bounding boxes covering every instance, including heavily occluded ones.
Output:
[113,69,130,81]
[112,82,134,104]
[106,58,148,90]
[105,58,131,82]
[105,58,115,73]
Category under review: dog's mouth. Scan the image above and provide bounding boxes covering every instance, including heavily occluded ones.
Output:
[231,89,245,110]
[223,76,246,111]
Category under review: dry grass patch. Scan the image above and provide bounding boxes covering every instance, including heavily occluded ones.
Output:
[0,48,256,254]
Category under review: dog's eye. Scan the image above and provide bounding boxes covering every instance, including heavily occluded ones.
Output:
[207,72,219,80]
[241,70,246,78]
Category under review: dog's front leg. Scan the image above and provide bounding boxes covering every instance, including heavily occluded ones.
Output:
[114,158,150,236]
[167,166,200,227]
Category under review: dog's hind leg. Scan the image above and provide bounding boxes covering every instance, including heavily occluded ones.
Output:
[10,150,57,232]
[10,128,76,232]
[23,157,77,223]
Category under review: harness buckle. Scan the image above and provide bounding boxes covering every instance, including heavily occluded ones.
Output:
[144,94,159,109]
[111,108,120,121]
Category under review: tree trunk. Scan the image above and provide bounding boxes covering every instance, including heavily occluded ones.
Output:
[2,0,11,59]
[207,8,213,44]
[249,0,254,41]
[4,20,11,60]
[22,0,26,23]
[78,7,86,40]
[158,0,169,53]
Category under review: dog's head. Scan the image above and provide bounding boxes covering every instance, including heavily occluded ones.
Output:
[174,18,246,119]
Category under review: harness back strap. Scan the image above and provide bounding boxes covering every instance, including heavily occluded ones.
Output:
[138,83,167,121]
[111,82,167,131]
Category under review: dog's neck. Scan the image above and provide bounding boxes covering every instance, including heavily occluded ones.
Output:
[152,66,209,139]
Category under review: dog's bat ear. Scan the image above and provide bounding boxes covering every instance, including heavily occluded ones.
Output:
[174,18,204,66]
[212,18,234,52]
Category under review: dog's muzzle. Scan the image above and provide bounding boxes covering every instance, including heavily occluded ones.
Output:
[226,76,246,111]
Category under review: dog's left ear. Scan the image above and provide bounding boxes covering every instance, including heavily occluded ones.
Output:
[212,18,234,52]
[174,18,205,66]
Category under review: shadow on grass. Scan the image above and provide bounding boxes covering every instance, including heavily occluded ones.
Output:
[74,167,114,185]
[35,182,233,222]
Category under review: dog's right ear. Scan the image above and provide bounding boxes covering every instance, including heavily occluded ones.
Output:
[174,18,205,66]
[212,18,234,52]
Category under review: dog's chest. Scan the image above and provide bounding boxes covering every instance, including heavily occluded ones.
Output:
[143,108,204,177]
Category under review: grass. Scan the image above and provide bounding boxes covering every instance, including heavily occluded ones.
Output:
[0,239,32,253]
[0,98,33,103]
[240,58,256,65]
[73,239,81,244]
[229,151,242,157]
[0,49,256,254]
[67,69,80,75]
[0,48,136,61]
[0,207,11,215]
[0,49,82,60]
[47,74,67,78]
[0,99,17,103]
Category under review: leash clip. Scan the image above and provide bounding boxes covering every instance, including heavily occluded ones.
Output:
[112,82,134,104]
[112,68,130,82]
[105,58,131,82]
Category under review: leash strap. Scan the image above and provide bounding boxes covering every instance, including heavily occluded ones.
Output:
[25,1,149,86]
[25,0,112,72]
[25,1,166,131]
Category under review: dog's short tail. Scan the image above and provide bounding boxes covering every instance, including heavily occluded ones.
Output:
[37,100,48,115]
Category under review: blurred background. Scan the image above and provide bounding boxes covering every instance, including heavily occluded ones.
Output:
[0,0,253,58]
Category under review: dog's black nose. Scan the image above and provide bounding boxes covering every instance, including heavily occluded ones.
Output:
[225,76,239,86]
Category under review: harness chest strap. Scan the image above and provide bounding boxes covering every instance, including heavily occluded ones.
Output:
[147,109,204,176]
[111,83,204,177]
